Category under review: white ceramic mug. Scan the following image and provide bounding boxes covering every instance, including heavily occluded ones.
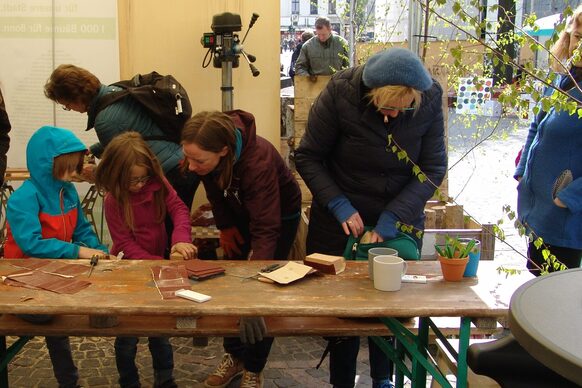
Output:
[368,247,399,279]
[373,255,408,292]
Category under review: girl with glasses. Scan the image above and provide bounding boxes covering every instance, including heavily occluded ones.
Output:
[94,131,196,388]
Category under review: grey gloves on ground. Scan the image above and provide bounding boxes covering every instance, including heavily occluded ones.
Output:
[239,316,267,344]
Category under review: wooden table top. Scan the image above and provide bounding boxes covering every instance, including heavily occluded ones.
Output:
[0,259,532,318]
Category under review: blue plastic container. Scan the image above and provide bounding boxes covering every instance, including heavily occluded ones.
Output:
[462,239,481,277]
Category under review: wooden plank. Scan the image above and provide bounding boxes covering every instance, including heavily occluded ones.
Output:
[293,75,331,99]
[293,119,307,139]
[294,99,313,122]
[0,314,501,338]
[445,203,464,229]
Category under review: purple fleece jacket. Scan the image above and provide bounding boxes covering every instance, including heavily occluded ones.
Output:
[105,177,191,259]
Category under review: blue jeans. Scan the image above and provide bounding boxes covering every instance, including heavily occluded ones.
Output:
[328,336,392,388]
[114,336,175,388]
[223,336,274,373]
[17,315,78,388]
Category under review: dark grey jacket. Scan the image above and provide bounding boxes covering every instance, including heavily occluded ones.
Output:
[295,65,447,252]
[0,88,11,185]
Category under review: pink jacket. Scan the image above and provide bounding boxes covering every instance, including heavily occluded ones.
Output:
[104,177,191,259]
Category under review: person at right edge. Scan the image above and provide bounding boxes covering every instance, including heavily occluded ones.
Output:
[515,4,582,276]
[181,110,301,388]
[0,87,11,186]
[295,48,447,388]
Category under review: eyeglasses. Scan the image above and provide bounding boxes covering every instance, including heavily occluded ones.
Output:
[380,106,416,113]
[129,176,150,186]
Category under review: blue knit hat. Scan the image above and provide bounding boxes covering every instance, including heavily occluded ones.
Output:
[363,48,433,91]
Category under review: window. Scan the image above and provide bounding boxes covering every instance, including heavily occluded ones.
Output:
[310,0,318,15]
[328,0,336,14]
[292,0,299,14]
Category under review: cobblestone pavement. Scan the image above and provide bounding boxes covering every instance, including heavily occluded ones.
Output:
[7,335,400,387]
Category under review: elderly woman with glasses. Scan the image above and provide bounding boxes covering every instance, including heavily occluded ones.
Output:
[295,48,447,388]
[43,65,199,212]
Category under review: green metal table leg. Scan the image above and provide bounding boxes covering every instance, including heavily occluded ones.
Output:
[0,336,7,388]
[412,317,429,386]
[371,336,410,388]
[0,335,32,388]
[455,317,471,388]
[381,317,453,388]
[395,339,405,388]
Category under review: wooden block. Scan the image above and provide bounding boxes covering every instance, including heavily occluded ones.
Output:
[304,253,346,275]
[432,206,446,229]
[294,98,313,121]
[444,203,464,229]
[293,120,307,138]
[425,209,436,229]
[294,75,332,99]
[293,172,312,204]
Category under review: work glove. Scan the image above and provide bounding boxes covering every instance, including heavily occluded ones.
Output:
[327,195,357,224]
[239,316,267,344]
[220,226,244,257]
[374,211,399,240]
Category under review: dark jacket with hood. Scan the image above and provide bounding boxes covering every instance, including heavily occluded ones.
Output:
[201,110,301,259]
[0,88,11,185]
[295,65,447,254]
[5,126,107,258]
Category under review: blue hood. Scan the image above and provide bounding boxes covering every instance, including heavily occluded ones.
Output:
[26,126,87,192]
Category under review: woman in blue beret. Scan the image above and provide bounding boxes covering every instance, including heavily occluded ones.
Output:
[295,47,447,388]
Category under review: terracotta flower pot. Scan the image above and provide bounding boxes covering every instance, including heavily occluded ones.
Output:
[437,254,469,281]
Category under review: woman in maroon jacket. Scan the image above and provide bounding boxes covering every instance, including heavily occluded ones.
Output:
[181,109,301,388]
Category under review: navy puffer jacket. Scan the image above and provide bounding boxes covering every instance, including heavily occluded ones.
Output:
[295,65,447,237]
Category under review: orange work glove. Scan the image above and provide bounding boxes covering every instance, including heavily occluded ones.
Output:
[220,227,244,257]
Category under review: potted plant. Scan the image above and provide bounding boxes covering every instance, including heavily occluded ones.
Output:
[435,236,476,281]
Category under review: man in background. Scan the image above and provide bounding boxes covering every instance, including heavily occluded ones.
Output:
[294,16,349,77]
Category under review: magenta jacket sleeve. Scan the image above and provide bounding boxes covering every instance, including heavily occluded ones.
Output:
[163,179,192,245]
[104,194,164,260]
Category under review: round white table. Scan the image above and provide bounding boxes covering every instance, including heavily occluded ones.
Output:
[509,268,582,385]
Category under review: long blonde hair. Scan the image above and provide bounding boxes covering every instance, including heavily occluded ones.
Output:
[181,111,237,190]
[550,5,582,72]
[94,132,167,230]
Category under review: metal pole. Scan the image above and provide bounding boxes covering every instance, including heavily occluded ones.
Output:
[221,34,234,112]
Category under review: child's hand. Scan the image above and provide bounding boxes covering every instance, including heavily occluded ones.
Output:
[79,163,96,183]
[171,242,198,260]
[78,246,107,259]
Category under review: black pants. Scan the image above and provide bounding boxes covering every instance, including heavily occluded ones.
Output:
[18,315,78,388]
[222,213,300,371]
[327,336,392,388]
[527,242,582,277]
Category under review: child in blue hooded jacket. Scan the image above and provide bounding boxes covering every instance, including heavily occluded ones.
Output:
[4,125,108,388]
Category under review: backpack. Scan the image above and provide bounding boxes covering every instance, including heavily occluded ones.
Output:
[90,71,192,143]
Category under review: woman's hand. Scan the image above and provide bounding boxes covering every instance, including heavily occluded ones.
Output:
[342,212,364,237]
[171,242,198,260]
